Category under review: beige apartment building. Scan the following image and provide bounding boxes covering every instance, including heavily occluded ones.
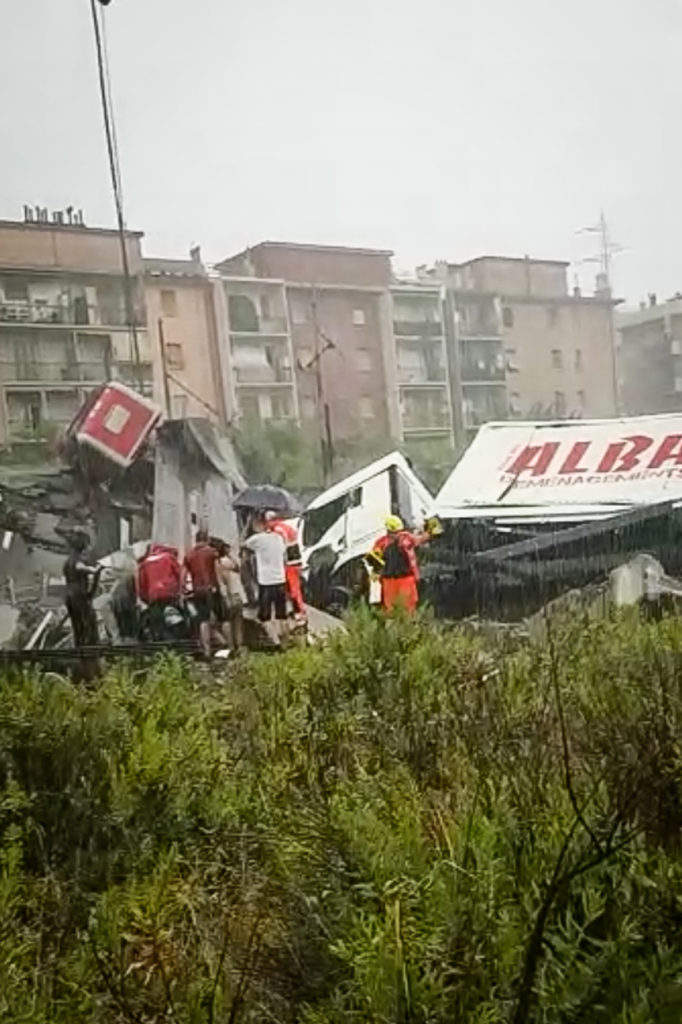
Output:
[617,295,682,416]
[215,242,412,445]
[0,209,153,449]
[429,256,619,427]
[0,215,621,456]
[144,254,226,422]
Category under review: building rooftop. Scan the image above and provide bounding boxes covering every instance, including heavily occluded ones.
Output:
[216,240,393,271]
[451,255,570,269]
[144,257,207,280]
[0,218,143,239]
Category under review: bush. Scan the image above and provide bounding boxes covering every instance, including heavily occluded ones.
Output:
[0,611,681,1021]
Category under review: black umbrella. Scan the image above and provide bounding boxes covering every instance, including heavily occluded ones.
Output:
[232,484,301,515]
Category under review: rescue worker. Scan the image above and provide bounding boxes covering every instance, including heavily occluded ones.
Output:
[137,543,182,641]
[63,532,101,647]
[264,511,306,619]
[367,514,430,615]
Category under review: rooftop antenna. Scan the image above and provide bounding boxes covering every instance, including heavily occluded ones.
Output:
[576,210,626,293]
[576,211,626,414]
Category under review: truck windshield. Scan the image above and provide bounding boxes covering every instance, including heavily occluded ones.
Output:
[302,495,348,548]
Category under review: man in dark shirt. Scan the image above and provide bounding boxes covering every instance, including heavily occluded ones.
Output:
[63,532,101,647]
[184,529,219,656]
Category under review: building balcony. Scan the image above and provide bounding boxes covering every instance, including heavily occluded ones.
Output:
[393,319,443,338]
[234,365,293,385]
[457,325,501,341]
[460,360,506,383]
[230,317,289,336]
[0,361,110,385]
[397,366,447,386]
[402,419,451,434]
[0,300,146,329]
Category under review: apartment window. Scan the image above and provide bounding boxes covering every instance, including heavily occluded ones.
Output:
[509,391,522,415]
[355,348,372,372]
[502,306,514,328]
[554,390,566,416]
[506,347,519,371]
[160,289,177,318]
[359,396,375,419]
[575,348,584,371]
[547,305,559,327]
[165,343,184,370]
[352,308,366,326]
[4,279,29,302]
[551,348,563,369]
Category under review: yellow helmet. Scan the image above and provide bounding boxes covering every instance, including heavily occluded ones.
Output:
[385,514,404,533]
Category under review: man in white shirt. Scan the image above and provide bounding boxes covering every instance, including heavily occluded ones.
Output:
[242,520,287,629]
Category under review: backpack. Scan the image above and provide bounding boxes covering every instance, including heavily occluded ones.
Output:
[381,536,412,579]
[142,551,180,602]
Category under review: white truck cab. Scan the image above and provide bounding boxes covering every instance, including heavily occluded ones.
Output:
[300,451,434,580]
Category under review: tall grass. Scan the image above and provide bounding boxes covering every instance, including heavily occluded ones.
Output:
[0,609,680,1022]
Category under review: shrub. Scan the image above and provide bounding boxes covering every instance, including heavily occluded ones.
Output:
[0,611,680,1021]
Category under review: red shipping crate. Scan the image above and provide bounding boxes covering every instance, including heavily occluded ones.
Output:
[76,382,162,468]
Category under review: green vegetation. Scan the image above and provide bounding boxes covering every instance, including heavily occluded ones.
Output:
[232,420,455,495]
[1,610,681,1022]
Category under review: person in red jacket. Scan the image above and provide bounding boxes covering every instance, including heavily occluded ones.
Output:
[368,515,430,615]
[137,543,182,639]
[264,511,306,619]
[184,529,220,657]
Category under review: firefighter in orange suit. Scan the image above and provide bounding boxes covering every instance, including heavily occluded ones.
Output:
[264,512,306,619]
[367,515,431,614]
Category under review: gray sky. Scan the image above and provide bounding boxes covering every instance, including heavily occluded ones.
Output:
[3,0,681,302]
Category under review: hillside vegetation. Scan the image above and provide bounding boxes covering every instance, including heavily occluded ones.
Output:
[0,610,681,1022]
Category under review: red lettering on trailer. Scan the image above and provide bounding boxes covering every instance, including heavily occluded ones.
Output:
[558,441,591,475]
[505,442,560,477]
[648,434,682,469]
[596,435,653,473]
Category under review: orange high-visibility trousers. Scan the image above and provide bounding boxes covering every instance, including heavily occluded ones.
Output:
[285,564,305,615]
[381,575,418,614]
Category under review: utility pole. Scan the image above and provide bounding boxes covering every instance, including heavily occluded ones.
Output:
[578,211,625,415]
[157,318,172,416]
[308,291,334,485]
[89,0,142,389]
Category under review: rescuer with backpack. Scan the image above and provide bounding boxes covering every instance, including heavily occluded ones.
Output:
[136,543,183,640]
[367,515,432,614]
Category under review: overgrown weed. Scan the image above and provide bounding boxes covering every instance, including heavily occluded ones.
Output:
[0,610,680,1021]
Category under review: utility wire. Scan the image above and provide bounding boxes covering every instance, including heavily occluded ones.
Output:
[89,0,142,388]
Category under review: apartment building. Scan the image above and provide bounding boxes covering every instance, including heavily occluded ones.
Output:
[429,256,618,426]
[390,283,453,446]
[617,296,682,416]
[0,209,152,448]
[144,254,226,422]
[215,242,402,442]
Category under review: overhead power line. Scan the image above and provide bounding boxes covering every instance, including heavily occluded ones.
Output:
[89,0,142,387]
